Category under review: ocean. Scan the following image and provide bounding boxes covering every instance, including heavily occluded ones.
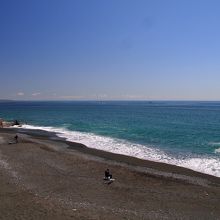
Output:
[0,101,220,177]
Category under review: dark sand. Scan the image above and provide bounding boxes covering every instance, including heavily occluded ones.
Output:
[0,128,220,220]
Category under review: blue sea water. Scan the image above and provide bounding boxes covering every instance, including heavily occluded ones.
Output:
[0,101,220,176]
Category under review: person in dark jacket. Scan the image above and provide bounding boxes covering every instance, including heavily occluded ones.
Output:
[105,168,112,179]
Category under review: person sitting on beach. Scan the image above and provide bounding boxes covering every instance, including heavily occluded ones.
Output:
[104,168,112,180]
[13,120,20,126]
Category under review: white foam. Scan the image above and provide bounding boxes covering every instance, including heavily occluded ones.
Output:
[21,124,220,177]
[214,148,220,154]
[209,142,220,154]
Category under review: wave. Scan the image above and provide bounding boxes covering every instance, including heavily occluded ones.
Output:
[209,142,220,146]
[21,124,220,177]
[214,148,220,154]
[208,142,220,154]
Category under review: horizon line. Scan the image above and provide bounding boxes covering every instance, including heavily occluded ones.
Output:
[1,99,220,102]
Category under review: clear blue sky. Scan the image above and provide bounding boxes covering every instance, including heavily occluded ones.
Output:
[1,0,220,100]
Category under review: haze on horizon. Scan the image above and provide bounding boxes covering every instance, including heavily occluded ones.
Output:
[1,0,220,101]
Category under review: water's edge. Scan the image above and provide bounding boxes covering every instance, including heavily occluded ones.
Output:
[20,124,220,178]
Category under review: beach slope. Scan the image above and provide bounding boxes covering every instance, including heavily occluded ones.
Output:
[0,129,220,220]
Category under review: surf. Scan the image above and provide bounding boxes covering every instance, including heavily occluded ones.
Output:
[21,124,220,177]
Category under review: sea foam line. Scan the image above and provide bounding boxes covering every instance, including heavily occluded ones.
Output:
[21,125,220,177]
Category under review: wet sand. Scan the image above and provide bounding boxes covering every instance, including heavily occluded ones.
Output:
[0,128,220,219]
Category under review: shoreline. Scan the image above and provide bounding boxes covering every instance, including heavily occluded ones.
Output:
[0,128,220,219]
[18,125,220,178]
[1,127,219,185]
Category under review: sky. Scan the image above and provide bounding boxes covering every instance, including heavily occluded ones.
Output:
[1,0,220,101]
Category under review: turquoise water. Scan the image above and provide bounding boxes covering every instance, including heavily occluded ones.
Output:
[1,101,220,176]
